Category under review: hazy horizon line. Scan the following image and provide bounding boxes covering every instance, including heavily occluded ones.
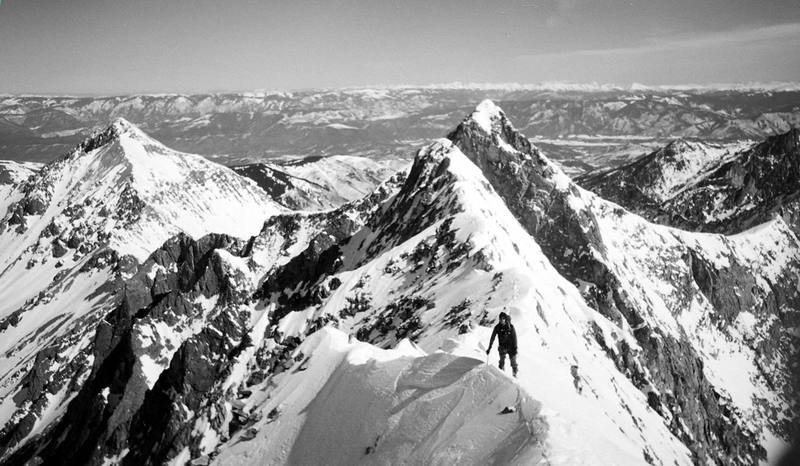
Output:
[3,80,800,98]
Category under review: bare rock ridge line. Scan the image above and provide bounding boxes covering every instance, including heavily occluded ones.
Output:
[0,104,797,465]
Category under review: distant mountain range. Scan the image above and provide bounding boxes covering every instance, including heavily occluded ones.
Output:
[577,128,800,235]
[0,103,797,465]
[2,87,799,175]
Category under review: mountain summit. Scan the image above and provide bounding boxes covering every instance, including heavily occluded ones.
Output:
[2,118,282,263]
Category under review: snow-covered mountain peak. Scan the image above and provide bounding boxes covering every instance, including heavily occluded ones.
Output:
[447,99,558,190]
[80,116,180,153]
[639,138,753,200]
[445,102,798,463]
[449,100,574,196]
[662,138,695,153]
[469,99,504,133]
[0,121,283,316]
[71,117,151,153]
[110,116,136,132]
[458,99,533,155]
[3,120,284,260]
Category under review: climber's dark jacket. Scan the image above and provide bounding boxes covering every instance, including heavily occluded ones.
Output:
[489,313,517,354]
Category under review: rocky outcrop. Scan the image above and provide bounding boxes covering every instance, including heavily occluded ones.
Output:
[5,234,248,465]
[257,172,406,325]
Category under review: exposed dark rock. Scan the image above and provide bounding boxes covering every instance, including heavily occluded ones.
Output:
[2,233,248,465]
[254,179,402,326]
[51,239,68,258]
[66,234,81,249]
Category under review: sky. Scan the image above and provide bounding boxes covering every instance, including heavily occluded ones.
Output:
[0,0,798,94]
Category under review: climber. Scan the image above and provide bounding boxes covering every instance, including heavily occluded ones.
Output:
[486,311,518,377]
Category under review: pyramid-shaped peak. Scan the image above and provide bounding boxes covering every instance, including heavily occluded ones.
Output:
[74,118,160,157]
[660,139,704,157]
[111,116,136,133]
[664,138,692,150]
[448,100,536,159]
[470,99,505,132]
[109,117,154,142]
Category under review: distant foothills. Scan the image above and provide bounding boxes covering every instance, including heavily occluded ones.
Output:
[1,84,799,173]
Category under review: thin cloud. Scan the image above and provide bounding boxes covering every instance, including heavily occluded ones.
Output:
[516,22,800,60]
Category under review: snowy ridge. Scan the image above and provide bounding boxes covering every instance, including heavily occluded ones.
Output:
[215,328,545,465]
[226,137,694,465]
[580,139,755,203]
[0,121,284,456]
[448,101,798,463]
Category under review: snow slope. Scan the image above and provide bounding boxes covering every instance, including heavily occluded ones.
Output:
[212,138,695,465]
[0,161,39,202]
[0,121,284,455]
[233,155,408,211]
[216,328,546,466]
[448,100,799,463]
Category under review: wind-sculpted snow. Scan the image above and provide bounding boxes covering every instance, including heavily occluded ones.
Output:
[215,328,546,466]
